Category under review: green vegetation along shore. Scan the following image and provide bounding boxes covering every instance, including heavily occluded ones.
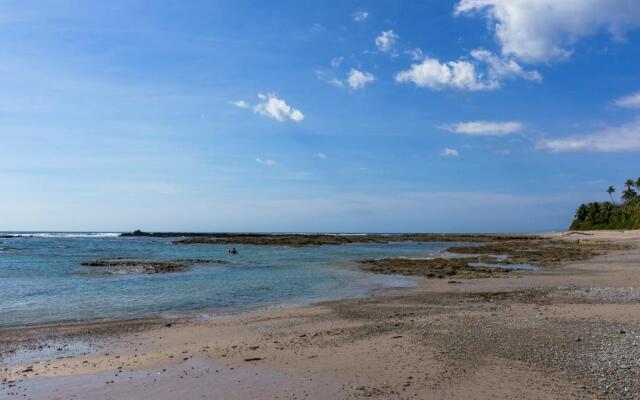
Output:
[571,178,640,230]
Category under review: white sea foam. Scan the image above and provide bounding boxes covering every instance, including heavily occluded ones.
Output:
[2,232,120,238]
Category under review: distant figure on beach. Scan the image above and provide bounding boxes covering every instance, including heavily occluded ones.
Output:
[229,247,238,255]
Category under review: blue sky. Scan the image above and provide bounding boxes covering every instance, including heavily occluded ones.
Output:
[2,0,640,232]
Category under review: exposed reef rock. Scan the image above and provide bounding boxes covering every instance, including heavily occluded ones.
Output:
[121,230,537,245]
[121,230,222,238]
[80,258,228,274]
[173,233,533,247]
[445,238,624,266]
[359,256,514,279]
[359,237,627,279]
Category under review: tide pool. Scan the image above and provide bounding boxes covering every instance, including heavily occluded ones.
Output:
[0,233,457,327]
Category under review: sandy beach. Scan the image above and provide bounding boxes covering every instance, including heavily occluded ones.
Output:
[2,230,640,399]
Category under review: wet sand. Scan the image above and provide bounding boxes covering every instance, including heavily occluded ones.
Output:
[3,230,640,399]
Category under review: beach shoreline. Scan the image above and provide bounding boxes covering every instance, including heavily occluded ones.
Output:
[3,230,640,399]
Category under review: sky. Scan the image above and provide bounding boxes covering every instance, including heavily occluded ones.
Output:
[1,0,640,232]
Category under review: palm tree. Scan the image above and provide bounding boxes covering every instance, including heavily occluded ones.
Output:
[607,186,616,203]
[576,203,588,221]
[625,179,635,190]
[622,179,638,203]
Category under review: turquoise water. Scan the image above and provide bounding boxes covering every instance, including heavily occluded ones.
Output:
[0,233,455,327]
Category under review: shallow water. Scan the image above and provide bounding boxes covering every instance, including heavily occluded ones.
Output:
[0,233,457,327]
[468,262,540,270]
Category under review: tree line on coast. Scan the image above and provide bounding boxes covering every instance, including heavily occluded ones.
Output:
[570,178,640,230]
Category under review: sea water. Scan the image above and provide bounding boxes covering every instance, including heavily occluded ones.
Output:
[0,233,456,327]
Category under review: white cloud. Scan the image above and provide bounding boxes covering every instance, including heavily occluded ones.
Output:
[395,49,540,91]
[537,117,640,152]
[615,91,640,109]
[254,93,304,122]
[328,78,345,88]
[229,100,249,108]
[455,0,640,63]
[347,69,375,90]
[407,48,424,61]
[470,49,541,82]
[444,121,524,136]
[395,57,491,91]
[315,70,344,87]
[319,69,374,90]
[375,30,398,52]
[441,147,460,157]
[353,10,368,22]
[314,152,328,160]
[330,56,344,69]
[256,157,277,166]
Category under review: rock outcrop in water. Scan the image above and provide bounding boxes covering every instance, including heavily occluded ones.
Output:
[359,256,514,279]
[120,230,153,237]
[120,230,535,245]
[173,233,532,247]
[80,258,228,274]
[358,237,625,279]
[120,230,221,238]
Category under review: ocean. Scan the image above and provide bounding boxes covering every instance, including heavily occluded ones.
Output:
[0,233,456,327]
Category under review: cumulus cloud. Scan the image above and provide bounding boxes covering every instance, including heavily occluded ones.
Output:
[375,30,398,52]
[443,121,524,136]
[537,118,640,152]
[256,157,277,166]
[470,49,541,82]
[330,56,344,69]
[317,69,374,90]
[229,100,249,108]
[615,91,640,109]
[353,10,368,22]
[395,57,491,91]
[314,152,328,160]
[395,49,540,91]
[254,93,304,122]
[441,147,460,157]
[455,0,640,63]
[347,69,375,90]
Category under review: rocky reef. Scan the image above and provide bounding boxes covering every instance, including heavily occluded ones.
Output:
[173,233,532,246]
[445,238,624,266]
[359,256,513,279]
[80,258,228,274]
[359,236,626,279]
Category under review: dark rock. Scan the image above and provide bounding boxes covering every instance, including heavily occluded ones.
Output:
[120,230,153,237]
[359,256,513,279]
[173,233,525,247]
[80,258,228,274]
